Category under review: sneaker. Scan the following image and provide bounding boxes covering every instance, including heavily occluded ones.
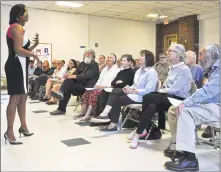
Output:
[129,137,139,149]
[127,129,148,140]
[50,109,65,115]
[91,116,110,123]
[51,91,64,100]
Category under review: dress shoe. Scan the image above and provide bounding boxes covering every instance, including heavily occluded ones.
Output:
[164,156,199,171]
[100,126,117,132]
[164,148,184,159]
[51,91,64,100]
[50,109,65,115]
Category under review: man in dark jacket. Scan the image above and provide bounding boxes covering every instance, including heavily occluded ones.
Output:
[50,49,99,115]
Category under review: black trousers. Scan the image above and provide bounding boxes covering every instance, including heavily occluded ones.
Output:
[58,79,85,112]
[33,74,48,95]
[95,90,110,117]
[136,92,184,134]
[107,88,139,124]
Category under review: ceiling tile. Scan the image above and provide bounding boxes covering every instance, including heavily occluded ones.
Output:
[84,1,115,8]
[126,1,155,6]
[107,5,141,13]
[46,5,73,12]
[96,10,122,16]
[116,2,146,8]
[1,1,219,22]
[22,1,52,8]
[80,5,108,11]
[1,1,22,5]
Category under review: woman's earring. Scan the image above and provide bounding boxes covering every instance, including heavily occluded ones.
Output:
[16,17,18,20]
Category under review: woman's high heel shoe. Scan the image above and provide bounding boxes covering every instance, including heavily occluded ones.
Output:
[18,127,34,138]
[4,132,23,145]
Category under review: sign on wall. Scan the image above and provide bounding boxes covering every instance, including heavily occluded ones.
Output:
[32,43,52,66]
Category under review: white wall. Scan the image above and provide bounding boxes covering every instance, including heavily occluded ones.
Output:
[198,12,220,45]
[1,5,156,75]
[89,16,156,60]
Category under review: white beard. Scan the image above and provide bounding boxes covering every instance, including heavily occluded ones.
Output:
[84,57,92,64]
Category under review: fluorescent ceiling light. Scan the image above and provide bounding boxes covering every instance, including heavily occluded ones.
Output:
[147,14,158,18]
[55,1,84,8]
[147,14,168,19]
[159,15,168,19]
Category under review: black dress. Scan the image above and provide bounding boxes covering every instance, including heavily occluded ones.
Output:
[5,24,30,95]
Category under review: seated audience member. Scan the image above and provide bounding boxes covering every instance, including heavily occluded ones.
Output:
[127,44,192,149]
[116,57,124,70]
[91,50,158,132]
[164,44,220,172]
[30,60,56,100]
[33,61,44,76]
[154,53,170,84]
[44,59,77,105]
[28,60,35,76]
[185,50,204,88]
[88,54,135,121]
[98,55,107,72]
[42,60,67,102]
[49,49,99,115]
[62,60,65,66]
[51,59,58,70]
[78,53,120,123]
[91,54,135,119]
[131,58,139,72]
[135,59,139,68]
[28,61,43,96]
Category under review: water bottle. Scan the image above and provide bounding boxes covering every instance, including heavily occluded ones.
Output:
[117,114,122,130]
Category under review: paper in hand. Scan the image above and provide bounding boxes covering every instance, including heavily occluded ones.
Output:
[104,88,113,92]
[167,97,182,107]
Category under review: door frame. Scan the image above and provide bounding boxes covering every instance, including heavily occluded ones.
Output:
[164,34,178,52]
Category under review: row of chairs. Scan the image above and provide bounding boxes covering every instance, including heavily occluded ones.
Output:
[71,80,220,149]
[119,81,220,149]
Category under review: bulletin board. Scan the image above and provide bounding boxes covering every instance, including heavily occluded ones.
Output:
[32,43,52,66]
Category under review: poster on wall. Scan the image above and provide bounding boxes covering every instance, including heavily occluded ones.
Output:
[32,43,52,66]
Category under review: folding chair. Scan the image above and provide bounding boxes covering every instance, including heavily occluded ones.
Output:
[74,95,82,111]
[196,122,220,149]
[119,79,162,132]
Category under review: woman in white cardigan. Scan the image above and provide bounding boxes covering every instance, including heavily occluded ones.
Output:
[78,53,121,123]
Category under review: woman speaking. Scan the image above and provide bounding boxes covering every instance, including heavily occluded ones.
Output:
[4,4,40,145]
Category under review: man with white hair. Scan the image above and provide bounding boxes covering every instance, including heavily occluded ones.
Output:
[50,49,99,115]
[164,44,220,171]
[128,44,192,149]
[185,50,204,88]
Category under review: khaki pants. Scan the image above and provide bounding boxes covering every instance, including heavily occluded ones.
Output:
[168,103,220,153]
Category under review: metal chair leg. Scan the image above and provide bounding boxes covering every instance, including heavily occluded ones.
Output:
[168,139,172,149]
[195,127,200,145]
[211,127,217,149]
[120,108,132,130]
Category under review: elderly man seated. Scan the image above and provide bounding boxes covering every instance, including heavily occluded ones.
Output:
[164,44,220,171]
[127,44,193,149]
[50,49,99,115]
[185,50,204,88]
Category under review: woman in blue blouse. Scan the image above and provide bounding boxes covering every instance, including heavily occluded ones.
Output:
[91,50,158,132]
